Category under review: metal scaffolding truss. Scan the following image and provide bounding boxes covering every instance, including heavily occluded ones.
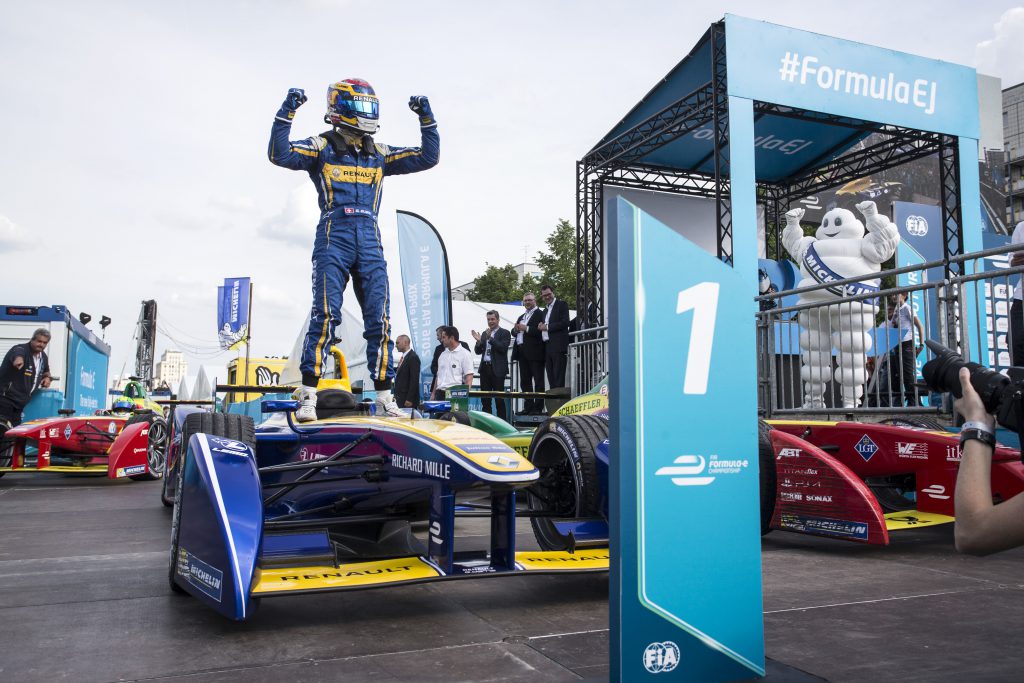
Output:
[575,20,966,330]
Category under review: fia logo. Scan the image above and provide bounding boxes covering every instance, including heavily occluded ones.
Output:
[643,641,680,674]
[906,215,928,237]
[655,455,715,487]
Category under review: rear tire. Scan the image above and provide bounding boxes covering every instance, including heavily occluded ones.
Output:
[168,412,255,594]
[880,417,947,432]
[526,415,606,551]
[126,413,168,481]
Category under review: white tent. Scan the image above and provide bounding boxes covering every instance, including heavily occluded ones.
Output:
[176,376,191,401]
[191,366,212,401]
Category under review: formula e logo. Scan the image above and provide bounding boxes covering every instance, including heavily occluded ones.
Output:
[63,425,72,440]
[643,641,680,674]
[922,484,950,500]
[906,215,929,237]
[655,455,715,486]
[855,435,878,462]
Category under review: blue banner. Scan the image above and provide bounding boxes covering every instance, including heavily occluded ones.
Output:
[725,15,979,139]
[397,211,451,399]
[217,277,250,350]
[610,196,764,681]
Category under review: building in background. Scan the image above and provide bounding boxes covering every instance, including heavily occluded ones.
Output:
[156,349,187,388]
[1004,81,1024,226]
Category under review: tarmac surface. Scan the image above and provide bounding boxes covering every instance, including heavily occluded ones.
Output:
[1,473,1022,682]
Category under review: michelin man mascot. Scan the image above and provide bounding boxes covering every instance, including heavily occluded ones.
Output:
[782,201,900,409]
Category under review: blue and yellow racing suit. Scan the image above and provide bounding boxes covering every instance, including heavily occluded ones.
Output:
[268,109,439,389]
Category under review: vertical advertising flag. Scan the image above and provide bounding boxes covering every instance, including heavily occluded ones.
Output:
[217,277,251,350]
[397,211,452,399]
[893,202,943,378]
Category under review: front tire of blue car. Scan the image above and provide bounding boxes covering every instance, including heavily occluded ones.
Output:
[526,415,606,551]
[168,412,255,595]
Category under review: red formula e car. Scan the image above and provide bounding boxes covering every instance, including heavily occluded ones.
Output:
[0,410,167,481]
[762,418,1024,544]
[453,379,1024,547]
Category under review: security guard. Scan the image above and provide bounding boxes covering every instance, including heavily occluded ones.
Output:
[269,79,439,421]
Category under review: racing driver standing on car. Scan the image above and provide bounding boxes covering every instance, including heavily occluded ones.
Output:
[269,80,439,421]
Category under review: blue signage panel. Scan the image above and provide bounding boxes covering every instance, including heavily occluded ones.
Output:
[64,333,110,414]
[397,211,452,399]
[610,196,764,681]
[724,14,980,139]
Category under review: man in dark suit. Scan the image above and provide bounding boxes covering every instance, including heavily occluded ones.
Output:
[393,335,421,409]
[472,310,511,420]
[538,283,571,390]
[512,292,545,414]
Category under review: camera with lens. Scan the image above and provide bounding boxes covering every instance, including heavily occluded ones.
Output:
[921,340,1024,439]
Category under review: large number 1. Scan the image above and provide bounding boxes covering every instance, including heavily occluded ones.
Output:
[676,282,719,395]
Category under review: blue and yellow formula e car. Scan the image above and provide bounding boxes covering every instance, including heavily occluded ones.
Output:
[168,388,610,621]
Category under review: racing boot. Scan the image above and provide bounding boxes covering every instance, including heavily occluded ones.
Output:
[374,389,405,417]
[295,385,318,422]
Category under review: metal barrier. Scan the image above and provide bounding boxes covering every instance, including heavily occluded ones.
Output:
[556,244,1022,423]
[568,326,609,396]
[757,241,1024,420]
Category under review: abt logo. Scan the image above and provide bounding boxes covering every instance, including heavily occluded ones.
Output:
[655,455,715,487]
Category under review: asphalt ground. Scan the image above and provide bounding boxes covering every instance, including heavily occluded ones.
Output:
[1,474,1022,682]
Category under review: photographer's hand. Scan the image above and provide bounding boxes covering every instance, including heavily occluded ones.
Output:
[953,367,994,428]
[953,367,1024,555]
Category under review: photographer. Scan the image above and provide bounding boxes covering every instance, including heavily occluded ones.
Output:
[0,328,52,440]
[952,367,1024,555]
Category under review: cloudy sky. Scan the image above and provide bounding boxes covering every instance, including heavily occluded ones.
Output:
[2,1,1024,387]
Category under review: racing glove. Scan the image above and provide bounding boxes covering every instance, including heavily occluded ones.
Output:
[276,87,308,122]
[409,96,436,127]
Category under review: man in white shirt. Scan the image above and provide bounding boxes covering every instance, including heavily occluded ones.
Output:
[432,326,475,399]
[1010,221,1024,366]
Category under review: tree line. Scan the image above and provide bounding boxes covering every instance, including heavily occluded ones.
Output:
[468,219,576,303]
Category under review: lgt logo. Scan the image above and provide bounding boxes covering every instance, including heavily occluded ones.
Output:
[643,641,680,674]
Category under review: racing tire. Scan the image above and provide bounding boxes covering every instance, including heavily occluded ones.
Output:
[880,417,948,432]
[168,412,255,594]
[526,415,605,551]
[437,410,471,425]
[758,420,777,537]
[125,413,168,481]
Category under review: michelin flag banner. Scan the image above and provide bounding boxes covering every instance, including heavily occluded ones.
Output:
[217,277,250,350]
[397,211,452,398]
